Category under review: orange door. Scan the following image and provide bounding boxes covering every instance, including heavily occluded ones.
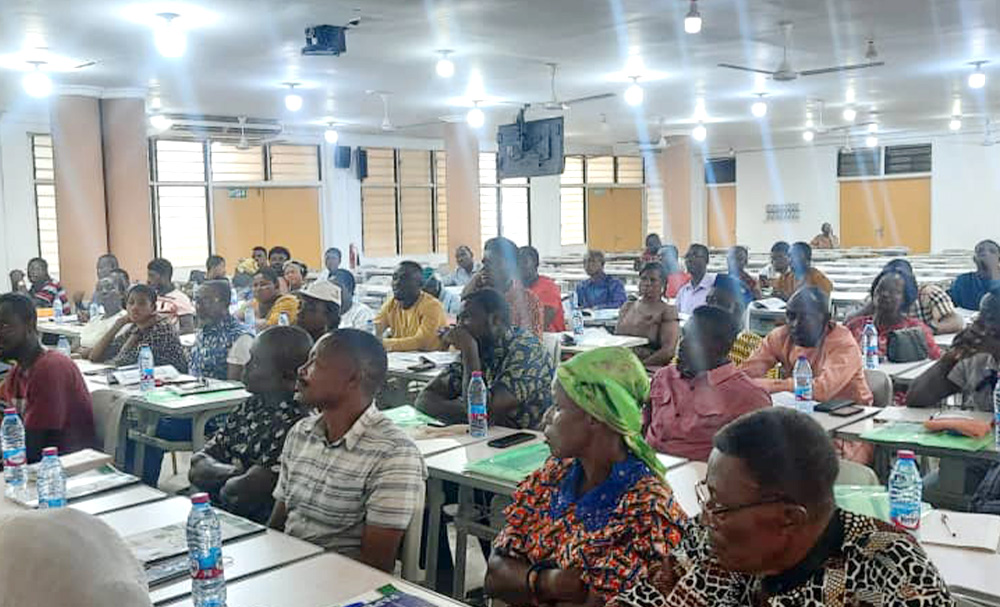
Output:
[587,188,643,252]
[840,178,930,252]
[212,187,265,264]
[262,188,323,269]
[707,185,737,248]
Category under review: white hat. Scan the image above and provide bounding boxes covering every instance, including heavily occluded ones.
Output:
[300,280,341,306]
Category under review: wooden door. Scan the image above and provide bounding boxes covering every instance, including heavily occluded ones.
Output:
[212,187,265,264]
[587,188,643,252]
[707,185,737,248]
[839,180,885,248]
[262,188,322,269]
[839,178,931,252]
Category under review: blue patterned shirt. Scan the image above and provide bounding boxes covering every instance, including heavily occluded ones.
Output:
[190,316,252,380]
[575,274,627,310]
[948,272,1000,310]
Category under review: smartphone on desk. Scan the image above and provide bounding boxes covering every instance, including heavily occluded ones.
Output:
[487,432,536,449]
[815,399,854,413]
[830,405,864,417]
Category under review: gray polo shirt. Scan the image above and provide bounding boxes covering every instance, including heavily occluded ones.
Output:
[947,352,998,412]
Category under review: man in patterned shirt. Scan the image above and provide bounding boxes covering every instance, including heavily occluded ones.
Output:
[417,288,554,430]
[9,257,70,314]
[270,329,426,572]
[188,326,314,523]
[612,408,953,607]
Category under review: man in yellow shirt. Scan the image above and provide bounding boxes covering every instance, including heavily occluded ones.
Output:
[772,242,833,300]
[375,262,448,351]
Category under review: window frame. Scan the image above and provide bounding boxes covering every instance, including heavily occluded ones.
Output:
[559,155,647,246]
[479,151,532,246]
[29,133,60,277]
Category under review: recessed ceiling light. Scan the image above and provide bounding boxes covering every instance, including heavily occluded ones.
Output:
[149,113,173,131]
[22,62,52,98]
[684,0,702,34]
[467,104,485,128]
[842,106,857,122]
[751,94,768,118]
[435,50,454,78]
[949,117,962,131]
[624,78,643,106]
[324,124,339,144]
[969,61,988,89]
[865,135,878,148]
[154,13,186,58]
[284,83,303,112]
[802,130,815,142]
[691,123,707,141]
[867,122,879,134]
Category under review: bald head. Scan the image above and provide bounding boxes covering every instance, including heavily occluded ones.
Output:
[243,326,314,393]
[316,329,388,397]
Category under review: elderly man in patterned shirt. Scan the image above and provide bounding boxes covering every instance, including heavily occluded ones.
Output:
[270,329,427,572]
[188,326,314,523]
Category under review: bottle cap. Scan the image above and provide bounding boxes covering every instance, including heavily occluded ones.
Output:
[897,449,916,460]
[797,355,808,361]
[471,371,483,377]
[42,447,58,457]
[191,492,211,504]
[3,408,16,415]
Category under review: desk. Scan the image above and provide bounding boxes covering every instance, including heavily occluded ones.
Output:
[555,332,648,355]
[37,318,85,346]
[925,544,1000,606]
[934,332,957,349]
[71,483,167,516]
[164,552,466,607]
[771,393,881,433]
[830,291,868,318]
[665,461,707,516]
[877,360,933,386]
[386,352,457,383]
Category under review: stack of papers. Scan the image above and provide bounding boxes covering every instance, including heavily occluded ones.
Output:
[387,351,459,370]
[752,298,787,311]
[9,464,138,508]
[464,443,551,483]
[921,511,1000,552]
[125,510,264,564]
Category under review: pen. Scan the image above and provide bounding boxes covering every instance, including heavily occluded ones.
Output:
[939,513,957,538]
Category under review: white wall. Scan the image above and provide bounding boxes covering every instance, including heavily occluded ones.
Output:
[734,144,840,253]
[931,136,1000,252]
[0,111,50,284]
[529,175,561,257]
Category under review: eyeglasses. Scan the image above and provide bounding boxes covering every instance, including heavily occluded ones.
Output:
[695,480,796,519]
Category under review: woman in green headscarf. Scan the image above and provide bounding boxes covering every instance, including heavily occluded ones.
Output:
[485,347,688,607]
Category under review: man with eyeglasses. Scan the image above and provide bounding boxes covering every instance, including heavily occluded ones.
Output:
[674,244,716,314]
[611,407,954,607]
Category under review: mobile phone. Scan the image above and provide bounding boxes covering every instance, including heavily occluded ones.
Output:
[487,432,536,449]
[407,360,436,372]
[830,405,864,417]
[815,399,854,413]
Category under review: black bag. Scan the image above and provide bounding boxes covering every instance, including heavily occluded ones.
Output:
[971,463,1000,515]
[886,327,929,363]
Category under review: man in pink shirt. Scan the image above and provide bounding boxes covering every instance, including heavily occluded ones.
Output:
[646,306,771,461]
[741,287,873,405]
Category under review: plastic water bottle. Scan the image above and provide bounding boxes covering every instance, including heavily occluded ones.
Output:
[245,306,257,336]
[793,356,814,403]
[862,322,879,369]
[37,447,66,509]
[53,303,64,324]
[888,450,922,536]
[468,371,488,439]
[570,293,585,337]
[88,301,102,321]
[56,336,71,357]
[993,380,1000,449]
[187,493,226,607]
[139,344,156,392]
[1,408,27,497]
[365,318,377,337]
[278,312,290,326]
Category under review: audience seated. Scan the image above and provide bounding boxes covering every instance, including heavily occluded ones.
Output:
[810,221,840,249]
[517,245,566,332]
[269,329,426,572]
[611,408,953,607]
[646,306,770,461]
[574,249,627,310]
[374,261,448,352]
[268,246,292,291]
[659,244,690,299]
[635,232,662,270]
[726,245,762,304]
[251,246,268,271]
[0,293,96,461]
[741,287,873,404]
[79,272,129,353]
[296,280,342,343]
[758,240,791,294]
[189,326,314,523]
[147,258,196,334]
[206,255,227,281]
[422,275,462,316]
[241,267,300,329]
[333,269,375,331]
[949,239,1000,310]
[74,253,120,314]
[90,283,189,373]
[616,263,680,367]
[465,237,544,337]
[283,259,308,293]
[706,275,763,366]
[190,280,252,380]
[845,259,964,334]
[417,289,554,429]
[442,245,477,287]
[675,244,716,314]
[485,347,686,605]
[771,242,833,300]
[9,257,70,314]
[317,247,342,281]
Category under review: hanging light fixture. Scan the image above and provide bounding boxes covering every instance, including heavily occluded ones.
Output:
[691,122,707,142]
[684,0,702,34]
[969,61,988,89]
[865,135,878,148]
[867,121,879,134]
[751,93,768,118]
[149,113,173,131]
[466,102,485,128]
[324,122,339,144]
[802,130,815,142]
[624,77,644,106]
[154,13,186,58]
[284,83,303,111]
[435,50,455,78]
[22,61,52,98]
[949,117,962,131]
[842,106,857,122]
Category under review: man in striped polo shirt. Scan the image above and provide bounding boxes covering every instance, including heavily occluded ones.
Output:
[269,329,426,572]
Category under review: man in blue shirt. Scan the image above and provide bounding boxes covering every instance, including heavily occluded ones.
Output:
[949,239,1000,310]
[575,250,627,309]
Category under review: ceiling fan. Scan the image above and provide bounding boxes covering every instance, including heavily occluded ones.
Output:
[718,21,883,81]
[534,63,616,110]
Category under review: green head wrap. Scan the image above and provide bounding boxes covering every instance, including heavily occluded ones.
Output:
[555,346,666,477]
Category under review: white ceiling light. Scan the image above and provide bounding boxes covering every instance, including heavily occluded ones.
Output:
[22,61,52,98]
[949,117,962,131]
[842,106,857,122]
[624,77,644,106]
[751,93,768,118]
[684,0,702,34]
[466,103,485,128]
[865,135,878,148]
[435,50,454,78]
[969,61,988,89]
[324,123,339,144]
[867,121,879,134]
[691,123,707,142]
[802,129,815,142]
[284,83,303,112]
[149,113,173,131]
[154,13,186,58]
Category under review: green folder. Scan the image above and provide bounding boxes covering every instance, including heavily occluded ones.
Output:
[464,443,552,483]
[382,405,442,428]
[860,421,996,452]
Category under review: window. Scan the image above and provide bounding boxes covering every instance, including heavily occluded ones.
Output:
[837,148,882,177]
[479,152,530,246]
[210,143,264,182]
[436,151,448,254]
[30,134,59,277]
[560,156,585,245]
[359,148,448,256]
[270,144,321,181]
[705,157,736,184]
[558,155,646,246]
[885,144,932,175]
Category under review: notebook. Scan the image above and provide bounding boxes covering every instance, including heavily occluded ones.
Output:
[464,443,551,483]
[920,510,1000,552]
